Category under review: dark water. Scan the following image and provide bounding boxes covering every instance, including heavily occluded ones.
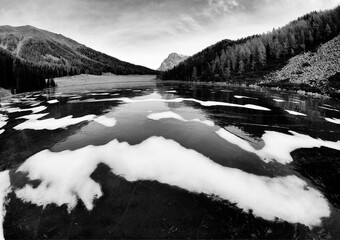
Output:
[0,76,340,239]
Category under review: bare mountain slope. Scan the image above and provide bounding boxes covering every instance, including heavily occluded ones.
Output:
[264,34,340,96]
[158,53,188,71]
[266,35,340,85]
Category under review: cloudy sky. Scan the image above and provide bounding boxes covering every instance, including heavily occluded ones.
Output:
[1,0,339,69]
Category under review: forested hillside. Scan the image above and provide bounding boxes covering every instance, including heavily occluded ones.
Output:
[160,6,340,83]
[0,25,156,93]
[0,48,47,93]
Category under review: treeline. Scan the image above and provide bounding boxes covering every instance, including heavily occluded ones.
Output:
[160,5,340,82]
[77,47,156,75]
[18,38,156,76]
[0,48,80,93]
[0,41,157,93]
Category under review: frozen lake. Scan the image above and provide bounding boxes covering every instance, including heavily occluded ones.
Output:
[0,74,340,239]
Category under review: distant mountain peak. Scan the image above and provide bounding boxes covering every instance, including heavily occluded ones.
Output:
[158,53,188,71]
[168,52,186,57]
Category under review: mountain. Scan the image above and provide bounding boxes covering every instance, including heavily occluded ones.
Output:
[158,53,188,71]
[0,25,156,75]
[0,25,157,93]
[160,5,340,89]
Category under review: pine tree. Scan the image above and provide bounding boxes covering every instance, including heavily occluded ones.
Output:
[160,5,340,82]
[257,40,266,66]
[325,24,332,38]
[224,67,231,81]
[228,48,237,71]
[191,66,198,81]
[238,60,245,76]
[220,49,227,68]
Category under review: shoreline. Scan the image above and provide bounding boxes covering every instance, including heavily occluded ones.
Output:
[158,79,334,99]
[0,73,337,100]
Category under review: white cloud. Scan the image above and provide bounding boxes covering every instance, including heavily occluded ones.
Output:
[175,15,202,32]
[205,0,239,16]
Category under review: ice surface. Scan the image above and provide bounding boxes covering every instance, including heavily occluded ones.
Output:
[30,102,42,107]
[78,97,271,111]
[0,171,11,240]
[319,106,340,112]
[5,106,47,114]
[47,99,59,104]
[14,114,117,130]
[148,111,215,127]
[15,137,329,227]
[90,93,110,96]
[234,95,258,100]
[17,113,49,120]
[94,116,117,127]
[216,129,340,164]
[0,114,8,129]
[14,115,96,130]
[285,110,307,116]
[324,117,340,124]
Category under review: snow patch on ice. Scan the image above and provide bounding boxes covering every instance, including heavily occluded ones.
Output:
[94,116,117,127]
[0,114,8,129]
[90,93,110,96]
[318,106,340,112]
[15,137,329,227]
[324,117,340,124]
[234,95,258,100]
[148,111,214,127]
[14,115,96,130]
[30,102,42,107]
[0,103,12,107]
[78,97,271,111]
[17,113,49,121]
[69,96,82,100]
[47,99,59,104]
[0,171,11,240]
[285,110,307,116]
[5,106,47,114]
[14,114,117,130]
[216,129,340,164]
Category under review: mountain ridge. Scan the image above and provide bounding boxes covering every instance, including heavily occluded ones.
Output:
[158,53,188,71]
[160,5,340,98]
[0,25,155,75]
[0,25,156,92]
